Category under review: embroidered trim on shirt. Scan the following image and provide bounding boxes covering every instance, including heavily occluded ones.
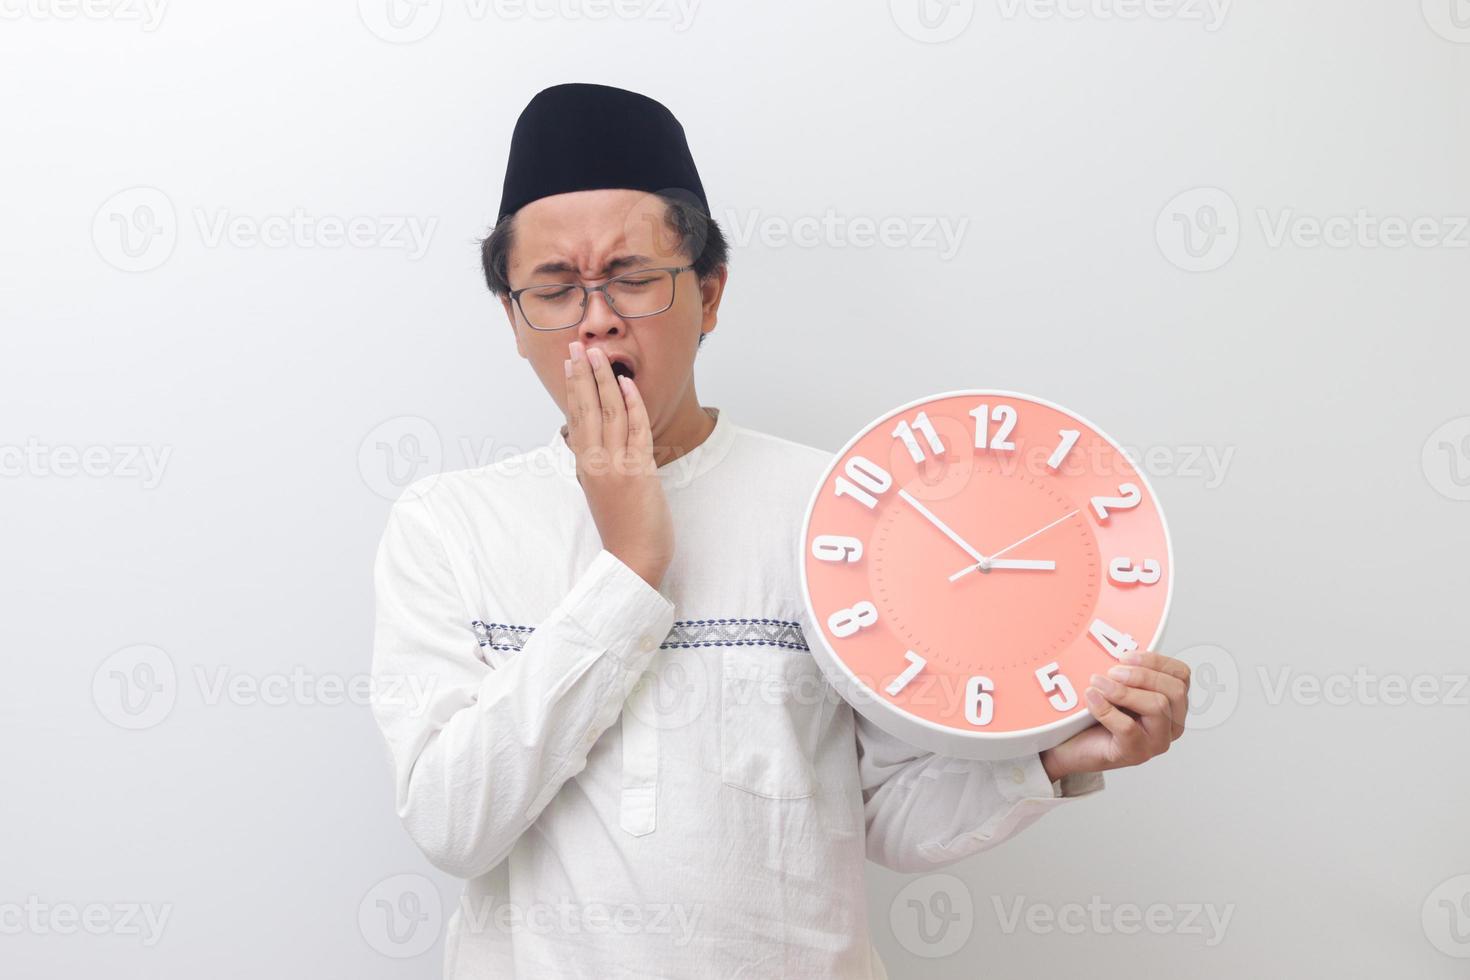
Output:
[664,617,808,651]
[471,621,534,651]
[471,617,809,653]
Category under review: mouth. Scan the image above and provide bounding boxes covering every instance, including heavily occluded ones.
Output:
[609,358,636,382]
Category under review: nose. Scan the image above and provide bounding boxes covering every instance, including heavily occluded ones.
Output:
[578,288,623,341]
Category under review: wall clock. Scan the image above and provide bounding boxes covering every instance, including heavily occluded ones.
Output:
[798,390,1173,760]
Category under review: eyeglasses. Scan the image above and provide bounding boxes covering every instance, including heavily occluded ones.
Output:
[509,265,694,331]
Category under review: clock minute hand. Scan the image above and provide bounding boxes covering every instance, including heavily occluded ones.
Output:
[896,488,988,567]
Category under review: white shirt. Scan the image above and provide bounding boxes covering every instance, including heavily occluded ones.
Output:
[370,405,1104,979]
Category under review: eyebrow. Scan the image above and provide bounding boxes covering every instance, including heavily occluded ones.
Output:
[527,254,654,280]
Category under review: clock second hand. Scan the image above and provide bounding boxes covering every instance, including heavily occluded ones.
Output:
[949,509,1079,582]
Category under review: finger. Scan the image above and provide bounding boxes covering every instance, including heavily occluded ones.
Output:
[1083,687,1149,757]
[562,356,579,440]
[586,347,627,458]
[1105,664,1188,739]
[1089,675,1174,748]
[563,341,600,452]
[618,373,653,464]
[1122,650,1192,687]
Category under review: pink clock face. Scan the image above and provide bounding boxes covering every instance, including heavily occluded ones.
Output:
[800,391,1172,752]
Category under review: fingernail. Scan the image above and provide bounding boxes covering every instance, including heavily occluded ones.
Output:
[563,358,572,378]
[569,341,584,361]
[1119,649,1143,664]
[1106,665,1133,683]
[1090,673,1118,696]
[1085,687,1105,709]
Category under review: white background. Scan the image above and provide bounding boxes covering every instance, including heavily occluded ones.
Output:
[3,0,1468,976]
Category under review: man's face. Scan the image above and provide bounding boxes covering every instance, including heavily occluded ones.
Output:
[501,189,725,434]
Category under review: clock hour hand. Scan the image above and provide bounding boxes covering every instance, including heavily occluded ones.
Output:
[896,488,988,567]
[985,558,1056,570]
[948,558,1056,581]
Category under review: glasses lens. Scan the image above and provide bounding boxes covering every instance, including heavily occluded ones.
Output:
[521,284,585,331]
[605,269,675,318]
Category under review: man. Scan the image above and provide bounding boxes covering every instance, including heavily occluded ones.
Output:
[370,82,1192,978]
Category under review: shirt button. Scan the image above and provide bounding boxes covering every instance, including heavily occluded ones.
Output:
[1010,766,1026,784]
[639,636,657,652]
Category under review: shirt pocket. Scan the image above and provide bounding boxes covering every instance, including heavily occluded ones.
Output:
[719,645,826,800]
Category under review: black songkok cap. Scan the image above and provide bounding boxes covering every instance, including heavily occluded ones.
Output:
[496,82,710,222]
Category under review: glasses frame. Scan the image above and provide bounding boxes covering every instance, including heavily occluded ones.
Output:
[509,264,695,332]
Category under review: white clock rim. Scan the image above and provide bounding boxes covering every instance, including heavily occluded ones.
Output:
[797,387,1176,761]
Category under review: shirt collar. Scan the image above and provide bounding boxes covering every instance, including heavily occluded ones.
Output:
[547,406,736,489]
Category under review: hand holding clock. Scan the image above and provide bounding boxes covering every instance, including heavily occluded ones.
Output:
[1039,649,1191,781]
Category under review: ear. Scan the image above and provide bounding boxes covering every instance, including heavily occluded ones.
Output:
[698,265,728,340]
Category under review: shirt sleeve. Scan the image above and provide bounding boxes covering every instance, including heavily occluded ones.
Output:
[369,484,677,880]
[855,709,1105,873]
